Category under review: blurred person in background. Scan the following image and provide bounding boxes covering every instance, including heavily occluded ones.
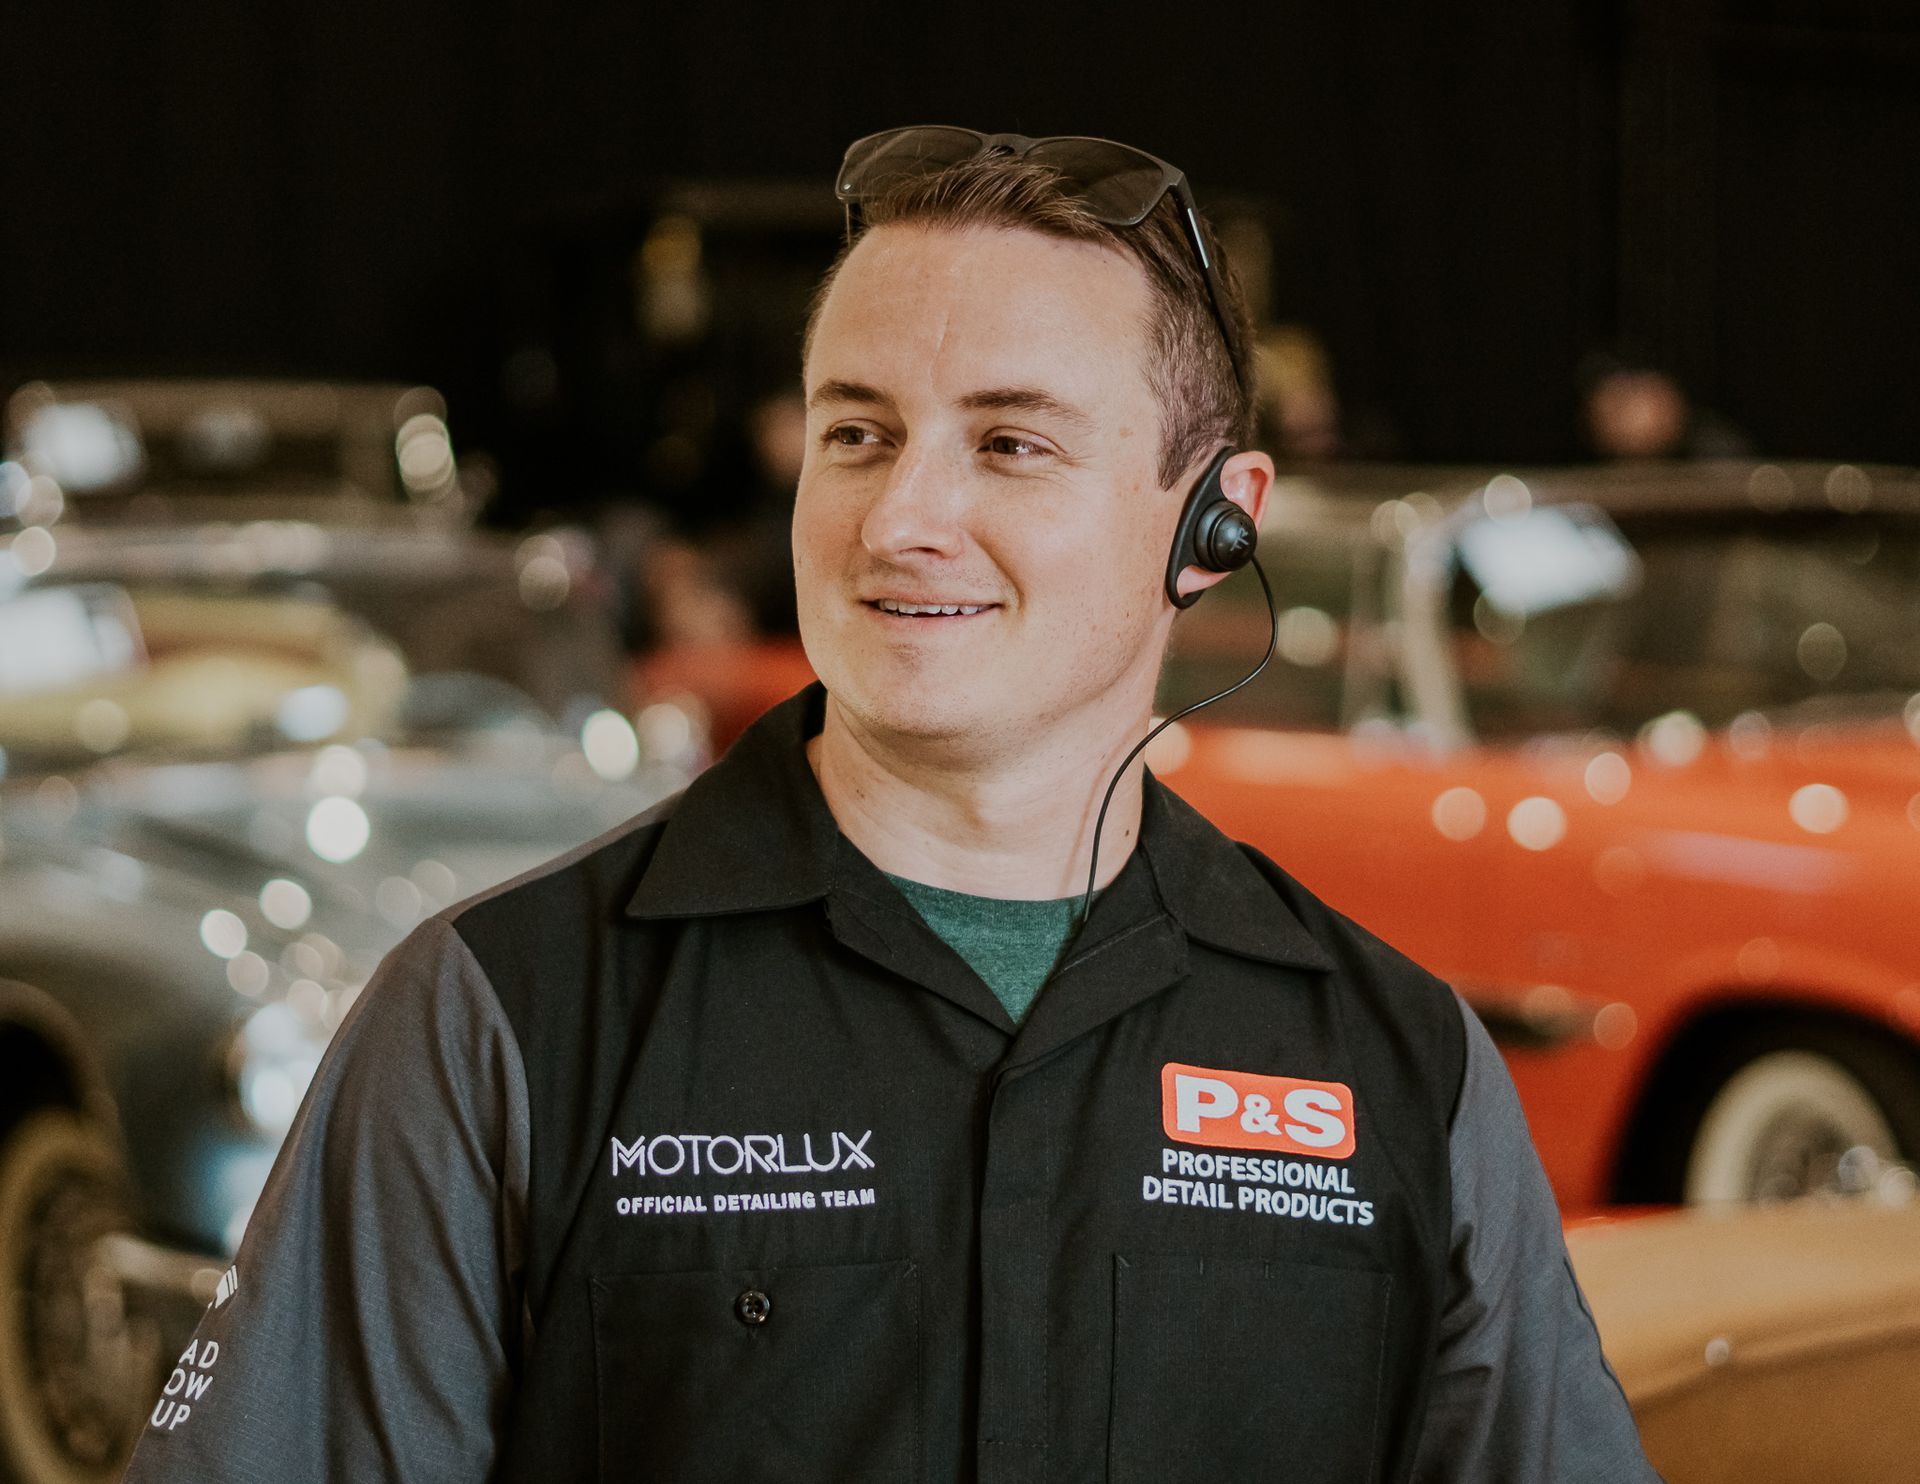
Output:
[1580,350,1751,461]
[123,128,1657,1482]
[628,384,816,748]
[1256,325,1345,459]
[1253,324,1400,462]
[594,497,753,649]
[706,384,807,637]
[589,385,798,657]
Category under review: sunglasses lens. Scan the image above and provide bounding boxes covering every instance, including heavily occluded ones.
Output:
[1023,139,1171,225]
[838,127,985,199]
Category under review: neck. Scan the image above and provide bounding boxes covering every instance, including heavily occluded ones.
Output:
[808,689,1156,900]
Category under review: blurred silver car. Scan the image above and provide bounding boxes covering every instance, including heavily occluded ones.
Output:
[10,518,625,727]
[2,375,626,723]
[0,565,691,1479]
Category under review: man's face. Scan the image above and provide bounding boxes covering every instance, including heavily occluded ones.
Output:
[795,223,1179,756]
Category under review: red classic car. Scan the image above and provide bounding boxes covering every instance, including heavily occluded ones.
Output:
[1157,461,1920,1213]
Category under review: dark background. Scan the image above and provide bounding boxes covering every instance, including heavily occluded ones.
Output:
[6,0,1918,523]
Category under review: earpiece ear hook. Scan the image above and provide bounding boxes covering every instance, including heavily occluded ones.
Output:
[1163,447,1258,609]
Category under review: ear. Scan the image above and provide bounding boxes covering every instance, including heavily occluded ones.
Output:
[1172,449,1274,602]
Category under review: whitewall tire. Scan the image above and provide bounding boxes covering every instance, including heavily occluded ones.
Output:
[1683,1049,1901,1205]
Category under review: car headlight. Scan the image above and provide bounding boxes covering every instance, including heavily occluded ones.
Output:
[224,1002,328,1137]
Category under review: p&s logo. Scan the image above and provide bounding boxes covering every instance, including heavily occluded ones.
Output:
[1161,1061,1357,1160]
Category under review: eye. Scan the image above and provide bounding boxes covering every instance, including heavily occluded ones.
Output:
[984,432,1050,459]
[822,423,880,449]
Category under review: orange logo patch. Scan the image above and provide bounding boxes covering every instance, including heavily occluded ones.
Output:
[1160,1062,1357,1160]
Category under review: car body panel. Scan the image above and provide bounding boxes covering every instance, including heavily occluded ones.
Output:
[1568,1200,1920,1481]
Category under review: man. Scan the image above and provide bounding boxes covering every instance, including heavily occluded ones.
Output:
[125,128,1659,1482]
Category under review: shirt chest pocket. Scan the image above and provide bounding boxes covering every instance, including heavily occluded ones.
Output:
[590,1258,921,1483]
[1108,1252,1391,1484]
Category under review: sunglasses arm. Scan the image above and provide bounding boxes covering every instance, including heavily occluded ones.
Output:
[1171,179,1247,399]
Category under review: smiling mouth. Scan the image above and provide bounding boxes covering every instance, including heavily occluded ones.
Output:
[868,599,997,617]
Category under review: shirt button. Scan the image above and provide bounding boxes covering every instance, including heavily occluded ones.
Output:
[734,1288,772,1326]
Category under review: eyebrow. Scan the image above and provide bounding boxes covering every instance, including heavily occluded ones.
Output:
[808,379,896,413]
[956,386,1095,432]
[807,379,1095,432]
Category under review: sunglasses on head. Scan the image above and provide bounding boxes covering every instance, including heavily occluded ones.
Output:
[834,125,1246,394]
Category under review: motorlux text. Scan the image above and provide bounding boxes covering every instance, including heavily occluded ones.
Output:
[610,1129,874,1180]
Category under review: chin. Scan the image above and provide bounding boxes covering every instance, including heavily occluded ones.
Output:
[801,623,976,741]
[829,673,996,746]
[825,665,1016,756]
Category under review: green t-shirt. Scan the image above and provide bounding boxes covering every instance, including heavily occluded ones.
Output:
[884,873,1081,1025]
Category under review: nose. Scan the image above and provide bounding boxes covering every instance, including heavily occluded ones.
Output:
[860,442,966,563]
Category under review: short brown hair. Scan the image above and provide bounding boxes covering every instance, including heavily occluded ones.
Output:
[803,153,1256,489]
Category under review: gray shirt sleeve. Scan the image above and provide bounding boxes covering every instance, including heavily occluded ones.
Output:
[1411,995,1663,1483]
[121,916,531,1483]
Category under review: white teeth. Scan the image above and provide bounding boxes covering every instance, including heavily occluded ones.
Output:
[878,600,987,616]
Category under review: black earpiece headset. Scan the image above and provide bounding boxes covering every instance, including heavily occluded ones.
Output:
[1163,446,1260,608]
[1078,446,1279,923]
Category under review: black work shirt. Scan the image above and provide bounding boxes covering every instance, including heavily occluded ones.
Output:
[124,686,1657,1483]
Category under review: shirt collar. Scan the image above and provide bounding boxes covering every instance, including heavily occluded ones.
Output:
[627,683,1335,973]
[1132,774,1336,973]
[625,686,837,919]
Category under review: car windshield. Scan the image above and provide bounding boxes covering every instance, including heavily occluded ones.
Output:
[4,385,441,507]
[1452,508,1920,739]
[119,428,371,497]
